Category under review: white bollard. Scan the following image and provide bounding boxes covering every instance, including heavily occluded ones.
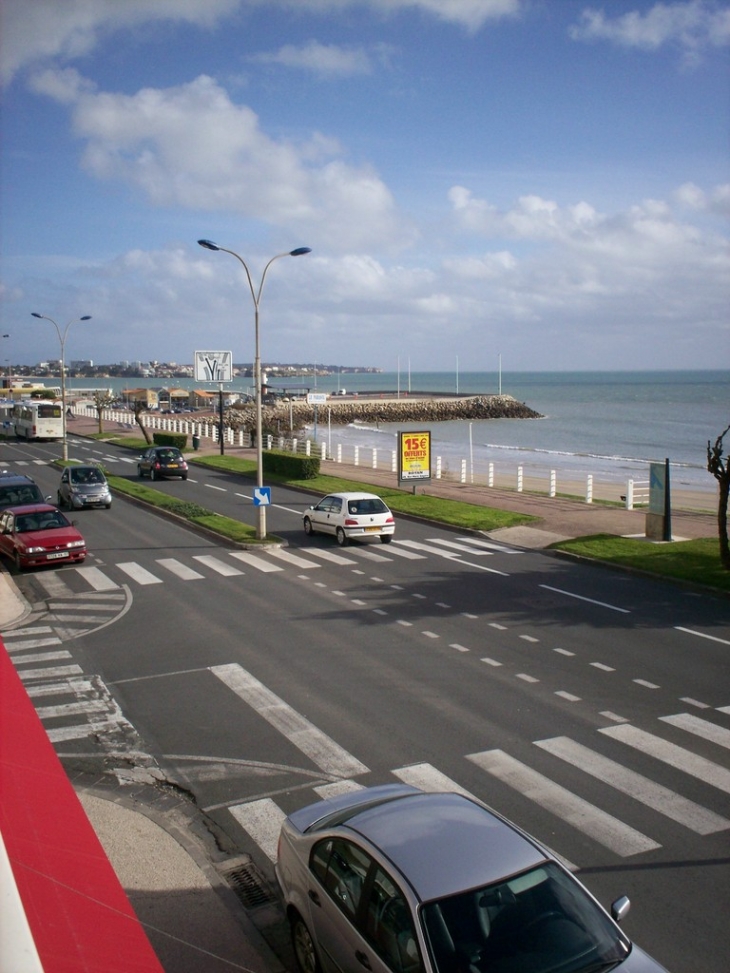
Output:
[460,459,467,483]
[354,446,360,466]
[517,466,523,492]
[626,479,634,510]
[372,448,377,469]
[391,450,397,473]
[436,456,442,479]
[337,443,342,463]
[320,442,327,461]
[586,474,594,504]
[305,440,311,456]
[488,462,494,487]
[549,470,556,498]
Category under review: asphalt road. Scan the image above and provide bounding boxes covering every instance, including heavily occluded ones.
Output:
[2,434,729,973]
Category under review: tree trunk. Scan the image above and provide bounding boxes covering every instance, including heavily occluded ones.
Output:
[718,478,730,569]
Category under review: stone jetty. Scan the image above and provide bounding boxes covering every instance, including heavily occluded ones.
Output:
[229,393,543,428]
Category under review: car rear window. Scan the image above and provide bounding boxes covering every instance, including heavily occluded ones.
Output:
[349,499,389,515]
[0,483,44,507]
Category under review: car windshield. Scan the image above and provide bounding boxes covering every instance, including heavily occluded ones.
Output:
[71,468,103,484]
[17,511,70,532]
[421,863,629,973]
[157,450,181,460]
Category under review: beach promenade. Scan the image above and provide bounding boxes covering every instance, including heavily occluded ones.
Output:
[69,411,718,547]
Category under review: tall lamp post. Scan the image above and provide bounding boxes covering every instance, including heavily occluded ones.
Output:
[197,240,311,540]
[1,335,9,384]
[31,313,92,461]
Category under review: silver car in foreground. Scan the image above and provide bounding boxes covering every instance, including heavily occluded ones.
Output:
[303,492,395,546]
[276,785,669,973]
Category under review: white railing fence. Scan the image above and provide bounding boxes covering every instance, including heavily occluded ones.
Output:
[77,407,651,507]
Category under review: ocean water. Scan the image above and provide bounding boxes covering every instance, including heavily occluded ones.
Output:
[64,370,728,492]
[308,371,729,493]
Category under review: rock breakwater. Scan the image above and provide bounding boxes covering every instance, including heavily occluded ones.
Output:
[229,394,543,429]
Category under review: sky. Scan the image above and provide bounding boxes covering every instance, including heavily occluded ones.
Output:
[1,0,728,374]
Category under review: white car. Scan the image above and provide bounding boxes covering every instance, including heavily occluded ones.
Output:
[303,492,395,546]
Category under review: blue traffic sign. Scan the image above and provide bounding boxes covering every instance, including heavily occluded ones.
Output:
[253,487,271,506]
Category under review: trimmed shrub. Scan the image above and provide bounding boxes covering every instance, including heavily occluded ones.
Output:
[263,449,320,479]
[153,432,188,450]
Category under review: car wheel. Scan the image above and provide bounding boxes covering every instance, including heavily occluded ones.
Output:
[57,492,65,508]
[291,913,320,973]
[336,526,348,547]
[14,550,23,572]
[150,468,156,481]
[181,473,188,480]
[380,535,392,544]
[105,503,112,509]
[303,516,314,536]
[137,466,144,478]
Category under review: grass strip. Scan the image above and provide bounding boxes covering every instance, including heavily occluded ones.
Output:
[551,534,729,593]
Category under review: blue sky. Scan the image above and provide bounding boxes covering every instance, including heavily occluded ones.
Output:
[1,0,728,372]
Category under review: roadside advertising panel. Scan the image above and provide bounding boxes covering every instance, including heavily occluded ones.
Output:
[399,430,431,482]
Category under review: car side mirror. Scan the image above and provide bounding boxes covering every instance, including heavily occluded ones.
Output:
[611,896,630,924]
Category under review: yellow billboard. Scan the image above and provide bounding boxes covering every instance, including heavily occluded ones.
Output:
[399,430,431,482]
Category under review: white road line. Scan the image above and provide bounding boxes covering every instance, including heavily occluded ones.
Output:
[229,798,285,862]
[343,547,393,562]
[300,548,357,565]
[156,558,206,580]
[458,537,523,554]
[75,566,120,590]
[467,749,660,857]
[25,679,93,697]
[266,548,322,569]
[35,574,75,598]
[393,762,477,798]
[117,562,164,585]
[540,585,630,614]
[5,638,62,651]
[19,665,83,681]
[229,551,283,572]
[211,663,369,778]
[10,651,72,664]
[396,539,466,558]
[37,700,112,719]
[385,543,427,560]
[675,627,730,646]
[424,538,493,555]
[315,780,365,798]
[47,717,129,742]
[600,724,730,795]
[536,736,730,835]
[659,713,730,750]
[1,626,54,636]
[192,555,244,576]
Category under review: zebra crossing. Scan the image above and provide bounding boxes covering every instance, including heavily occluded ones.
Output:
[214,666,730,867]
[8,534,521,595]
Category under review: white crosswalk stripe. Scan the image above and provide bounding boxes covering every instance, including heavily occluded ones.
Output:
[156,558,206,580]
[229,799,286,862]
[192,555,244,576]
[535,736,730,835]
[265,548,323,569]
[659,712,730,750]
[302,548,358,565]
[116,562,164,584]
[228,551,283,572]
[425,538,495,555]
[466,748,661,857]
[600,724,730,795]
[75,566,120,590]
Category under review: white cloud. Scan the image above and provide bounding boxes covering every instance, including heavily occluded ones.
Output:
[0,0,241,84]
[1,0,523,85]
[569,1,730,65]
[30,70,415,252]
[248,41,374,77]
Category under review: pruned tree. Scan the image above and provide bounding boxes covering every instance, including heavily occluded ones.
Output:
[133,400,153,444]
[707,423,730,570]
[92,390,115,434]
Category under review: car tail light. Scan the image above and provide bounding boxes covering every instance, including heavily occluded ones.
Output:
[344,518,359,526]
[386,516,394,523]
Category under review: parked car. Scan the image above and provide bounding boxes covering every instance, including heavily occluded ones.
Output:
[303,492,395,546]
[58,464,112,509]
[276,785,669,973]
[137,446,189,480]
[0,471,50,512]
[0,503,87,570]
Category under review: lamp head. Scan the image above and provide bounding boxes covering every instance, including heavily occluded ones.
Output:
[290,247,312,257]
[80,316,92,321]
[198,239,221,251]
[31,312,43,319]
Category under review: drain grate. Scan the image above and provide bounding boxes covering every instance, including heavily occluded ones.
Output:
[220,858,277,909]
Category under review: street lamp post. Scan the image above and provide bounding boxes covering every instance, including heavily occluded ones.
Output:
[198,240,311,540]
[31,313,92,461]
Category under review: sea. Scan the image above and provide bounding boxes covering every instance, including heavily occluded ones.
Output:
[64,370,728,494]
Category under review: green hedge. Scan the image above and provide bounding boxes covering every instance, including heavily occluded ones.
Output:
[262,449,320,479]
[153,432,188,449]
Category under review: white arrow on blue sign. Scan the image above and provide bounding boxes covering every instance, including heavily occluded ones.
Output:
[253,487,271,506]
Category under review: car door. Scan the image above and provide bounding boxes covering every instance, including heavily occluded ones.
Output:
[311,496,336,534]
[0,511,12,557]
[59,469,70,504]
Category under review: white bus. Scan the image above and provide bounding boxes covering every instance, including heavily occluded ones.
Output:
[12,400,65,440]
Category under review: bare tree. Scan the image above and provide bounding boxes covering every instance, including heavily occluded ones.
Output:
[92,390,115,434]
[707,423,730,570]
[133,400,153,445]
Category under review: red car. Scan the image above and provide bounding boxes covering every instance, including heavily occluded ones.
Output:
[0,503,87,571]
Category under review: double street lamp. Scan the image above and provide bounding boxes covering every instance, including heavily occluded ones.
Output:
[198,240,311,540]
[31,313,92,461]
